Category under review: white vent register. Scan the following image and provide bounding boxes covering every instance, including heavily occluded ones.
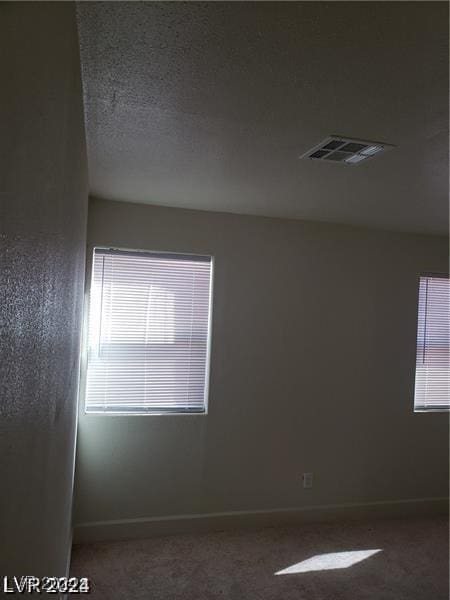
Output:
[300,136,395,165]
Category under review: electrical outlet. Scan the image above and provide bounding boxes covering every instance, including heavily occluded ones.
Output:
[302,472,313,489]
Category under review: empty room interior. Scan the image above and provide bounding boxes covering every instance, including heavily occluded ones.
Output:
[1,1,449,598]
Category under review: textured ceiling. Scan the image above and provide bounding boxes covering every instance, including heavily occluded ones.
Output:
[77,2,449,234]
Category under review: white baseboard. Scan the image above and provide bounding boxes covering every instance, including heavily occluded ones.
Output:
[73,496,448,544]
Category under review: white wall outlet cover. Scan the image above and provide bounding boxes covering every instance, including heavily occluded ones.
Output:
[303,472,313,488]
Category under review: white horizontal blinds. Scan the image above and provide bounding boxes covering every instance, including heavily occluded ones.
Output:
[85,249,212,413]
[414,275,450,411]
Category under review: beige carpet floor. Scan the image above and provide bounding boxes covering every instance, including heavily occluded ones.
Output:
[71,516,448,599]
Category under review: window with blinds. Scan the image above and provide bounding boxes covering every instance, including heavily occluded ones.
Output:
[84,248,213,414]
[414,275,450,412]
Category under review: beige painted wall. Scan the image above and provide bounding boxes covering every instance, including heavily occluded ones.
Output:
[0,3,88,574]
[74,198,448,530]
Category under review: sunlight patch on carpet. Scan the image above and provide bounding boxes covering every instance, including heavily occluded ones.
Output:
[275,549,382,575]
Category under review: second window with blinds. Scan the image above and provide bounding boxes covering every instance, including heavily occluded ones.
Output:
[84,248,213,414]
[414,274,449,412]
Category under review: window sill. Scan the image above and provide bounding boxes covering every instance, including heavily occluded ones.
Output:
[414,408,449,413]
[83,410,208,417]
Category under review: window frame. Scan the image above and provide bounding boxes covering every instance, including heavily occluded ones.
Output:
[79,245,214,417]
[413,272,450,413]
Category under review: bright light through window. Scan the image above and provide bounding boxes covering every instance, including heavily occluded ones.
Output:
[84,248,213,414]
[275,549,382,575]
[414,275,450,412]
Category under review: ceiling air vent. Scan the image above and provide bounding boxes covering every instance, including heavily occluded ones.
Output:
[300,136,395,166]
